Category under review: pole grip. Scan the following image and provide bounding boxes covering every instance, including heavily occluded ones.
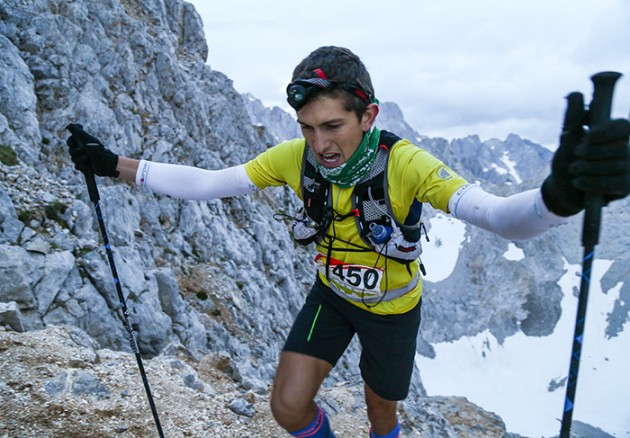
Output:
[83,170,100,203]
[589,72,621,126]
[582,72,622,248]
[66,124,101,203]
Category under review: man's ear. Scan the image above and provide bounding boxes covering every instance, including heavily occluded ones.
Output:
[361,103,379,131]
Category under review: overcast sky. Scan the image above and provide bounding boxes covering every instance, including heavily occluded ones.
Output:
[188,0,629,149]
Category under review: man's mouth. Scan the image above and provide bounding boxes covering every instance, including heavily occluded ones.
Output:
[319,153,342,167]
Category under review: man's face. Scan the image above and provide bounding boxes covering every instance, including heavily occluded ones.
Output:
[297,96,377,168]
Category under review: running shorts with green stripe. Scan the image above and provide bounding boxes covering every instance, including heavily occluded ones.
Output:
[283,277,422,401]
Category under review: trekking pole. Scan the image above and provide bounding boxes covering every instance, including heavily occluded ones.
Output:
[559,71,622,438]
[80,166,165,438]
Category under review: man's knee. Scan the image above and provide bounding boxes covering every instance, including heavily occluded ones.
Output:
[271,352,331,426]
[270,385,311,424]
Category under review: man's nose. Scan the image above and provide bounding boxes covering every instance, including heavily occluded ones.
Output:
[310,130,329,151]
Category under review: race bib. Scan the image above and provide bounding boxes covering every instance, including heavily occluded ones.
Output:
[314,254,383,299]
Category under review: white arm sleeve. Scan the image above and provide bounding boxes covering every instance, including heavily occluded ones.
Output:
[135,160,258,200]
[448,184,569,240]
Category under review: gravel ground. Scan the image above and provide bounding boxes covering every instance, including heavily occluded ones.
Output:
[0,325,375,437]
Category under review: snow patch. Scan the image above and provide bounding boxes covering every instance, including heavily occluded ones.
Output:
[503,243,525,261]
[422,213,466,283]
[500,150,522,184]
[416,258,630,437]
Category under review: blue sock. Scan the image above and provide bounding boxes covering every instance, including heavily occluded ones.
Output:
[290,404,335,437]
[369,420,400,438]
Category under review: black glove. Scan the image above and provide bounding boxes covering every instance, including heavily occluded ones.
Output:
[542,93,630,217]
[541,92,587,216]
[571,118,630,203]
[66,124,119,177]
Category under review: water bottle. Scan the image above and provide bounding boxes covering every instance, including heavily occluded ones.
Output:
[369,222,392,244]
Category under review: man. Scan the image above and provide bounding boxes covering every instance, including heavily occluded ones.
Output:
[67,46,630,437]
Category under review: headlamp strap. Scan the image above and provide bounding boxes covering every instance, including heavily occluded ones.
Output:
[312,68,370,102]
[313,68,328,79]
[354,89,368,100]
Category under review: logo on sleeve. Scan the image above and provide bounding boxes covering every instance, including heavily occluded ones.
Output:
[437,166,454,180]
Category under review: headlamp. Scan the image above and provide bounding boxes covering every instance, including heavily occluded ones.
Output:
[286,77,375,111]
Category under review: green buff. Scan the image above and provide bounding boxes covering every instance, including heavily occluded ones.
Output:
[316,126,381,188]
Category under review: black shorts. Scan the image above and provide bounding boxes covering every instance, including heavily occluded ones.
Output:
[283,277,422,401]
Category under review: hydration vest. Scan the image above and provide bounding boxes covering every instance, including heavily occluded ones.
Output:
[293,130,426,267]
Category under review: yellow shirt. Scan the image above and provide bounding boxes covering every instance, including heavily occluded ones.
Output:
[244,136,468,315]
